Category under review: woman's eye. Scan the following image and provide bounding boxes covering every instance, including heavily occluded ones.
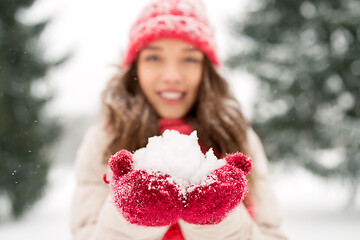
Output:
[146,55,160,62]
[185,57,199,63]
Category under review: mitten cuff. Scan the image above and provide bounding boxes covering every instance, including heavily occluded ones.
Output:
[178,204,256,240]
[95,195,169,240]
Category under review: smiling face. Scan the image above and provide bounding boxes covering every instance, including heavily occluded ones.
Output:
[137,39,204,119]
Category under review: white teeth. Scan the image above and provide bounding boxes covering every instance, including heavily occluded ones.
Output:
[160,92,182,99]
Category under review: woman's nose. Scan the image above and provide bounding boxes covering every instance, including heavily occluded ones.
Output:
[161,63,182,84]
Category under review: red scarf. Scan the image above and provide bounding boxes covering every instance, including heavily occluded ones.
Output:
[159,119,255,240]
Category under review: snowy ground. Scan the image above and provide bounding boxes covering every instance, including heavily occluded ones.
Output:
[273,167,360,240]
[0,165,74,240]
[1,164,359,240]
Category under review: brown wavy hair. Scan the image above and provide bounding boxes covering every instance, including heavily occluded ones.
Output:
[101,56,250,161]
[101,56,255,207]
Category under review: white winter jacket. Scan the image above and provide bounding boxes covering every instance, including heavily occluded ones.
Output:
[70,121,287,240]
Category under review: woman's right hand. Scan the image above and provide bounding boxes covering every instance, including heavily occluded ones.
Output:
[107,150,183,227]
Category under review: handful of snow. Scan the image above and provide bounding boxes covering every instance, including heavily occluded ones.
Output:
[133,130,226,192]
[106,130,252,226]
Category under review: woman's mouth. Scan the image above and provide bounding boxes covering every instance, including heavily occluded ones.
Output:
[158,91,185,103]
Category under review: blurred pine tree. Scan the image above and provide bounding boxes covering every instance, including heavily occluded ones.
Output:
[227,0,360,206]
[0,0,65,218]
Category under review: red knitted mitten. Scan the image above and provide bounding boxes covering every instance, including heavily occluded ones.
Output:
[108,150,183,227]
[106,120,252,229]
[182,152,252,225]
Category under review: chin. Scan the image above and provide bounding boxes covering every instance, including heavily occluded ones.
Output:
[160,115,184,120]
[159,111,187,120]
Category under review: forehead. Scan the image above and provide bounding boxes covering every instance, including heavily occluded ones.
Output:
[143,39,200,52]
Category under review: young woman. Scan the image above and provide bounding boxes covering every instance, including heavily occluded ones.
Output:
[71,0,287,239]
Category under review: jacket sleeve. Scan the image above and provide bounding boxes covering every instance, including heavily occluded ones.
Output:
[70,122,169,240]
[178,127,288,240]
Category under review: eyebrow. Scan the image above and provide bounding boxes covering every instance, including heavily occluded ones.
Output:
[182,48,201,52]
[143,46,161,50]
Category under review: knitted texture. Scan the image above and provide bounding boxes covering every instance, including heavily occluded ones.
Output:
[109,150,133,178]
[106,119,252,228]
[162,223,184,240]
[123,0,220,68]
[224,152,252,176]
[159,119,191,239]
[183,153,250,225]
[159,119,193,135]
[110,164,183,226]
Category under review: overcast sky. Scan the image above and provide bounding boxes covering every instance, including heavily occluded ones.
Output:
[23,0,255,118]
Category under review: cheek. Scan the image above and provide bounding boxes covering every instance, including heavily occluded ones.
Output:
[137,67,154,94]
[137,77,148,95]
[137,65,146,84]
[187,71,202,97]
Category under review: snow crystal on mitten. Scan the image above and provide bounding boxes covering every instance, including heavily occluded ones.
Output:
[183,152,252,225]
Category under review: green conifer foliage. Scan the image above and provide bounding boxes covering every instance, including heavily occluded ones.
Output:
[227,0,360,205]
[0,0,63,217]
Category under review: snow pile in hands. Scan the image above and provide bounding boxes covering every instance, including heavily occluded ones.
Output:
[133,130,226,190]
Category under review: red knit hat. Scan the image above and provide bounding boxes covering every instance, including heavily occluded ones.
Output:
[122,0,220,68]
